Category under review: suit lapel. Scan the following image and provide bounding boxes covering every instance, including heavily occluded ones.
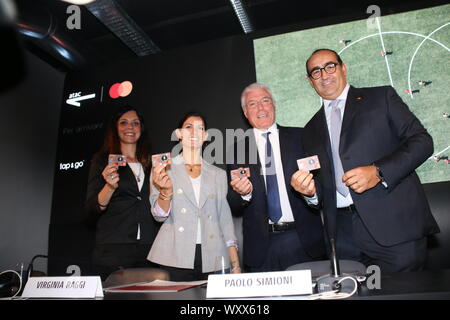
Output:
[340,86,363,152]
[249,131,267,196]
[171,155,198,208]
[314,86,364,195]
[121,164,139,192]
[278,126,294,189]
[314,106,336,183]
[198,160,215,209]
[316,106,333,161]
[237,131,267,195]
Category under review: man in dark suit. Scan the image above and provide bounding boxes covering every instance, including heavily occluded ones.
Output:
[291,49,439,273]
[227,83,326,272]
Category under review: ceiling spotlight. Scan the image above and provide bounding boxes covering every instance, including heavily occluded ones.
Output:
[229,0,253,34]
[61,0,96,5]
[0,0,17,21]
[85,0,160,55]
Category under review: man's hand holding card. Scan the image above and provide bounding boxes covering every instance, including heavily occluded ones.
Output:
[291,155,320,197]
[230,167,253,196]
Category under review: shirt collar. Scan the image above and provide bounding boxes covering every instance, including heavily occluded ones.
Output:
[323,83,350,109]
[253,122,278,137]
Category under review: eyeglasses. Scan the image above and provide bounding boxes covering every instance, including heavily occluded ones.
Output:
[308,62,339,80]
[246,97,273,109]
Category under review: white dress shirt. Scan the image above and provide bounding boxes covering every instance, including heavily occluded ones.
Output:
[322,84,354,208]
[244,123,295,223]
[306,84,386,207]
[129,162,144,239]
[189,175,202,244]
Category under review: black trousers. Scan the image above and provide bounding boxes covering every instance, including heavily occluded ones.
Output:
[92,243,159,281]
[246,229,312,273]
[159,244,212,282]
[335,207,427,273]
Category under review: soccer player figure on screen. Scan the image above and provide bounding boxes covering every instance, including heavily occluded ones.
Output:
[227,83,326,273]
[291,48,440,272]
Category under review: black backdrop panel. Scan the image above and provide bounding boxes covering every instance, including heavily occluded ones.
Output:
[48,26,450,276]
[48,35,255,275]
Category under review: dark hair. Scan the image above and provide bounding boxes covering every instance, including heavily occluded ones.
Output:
[174,111,208,153]
[99,105,152,170]
[305,48,343,75]
[177,111,208,131]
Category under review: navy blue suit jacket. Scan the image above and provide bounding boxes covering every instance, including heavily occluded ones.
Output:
[226,125,326,268]
[302,86,439,246]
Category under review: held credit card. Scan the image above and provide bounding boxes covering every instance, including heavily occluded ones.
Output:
[108,154,127,166]
[296,155,321,171]
[152,152,171,167]
[230,167,251,180]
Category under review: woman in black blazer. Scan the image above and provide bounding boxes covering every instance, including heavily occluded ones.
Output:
[85,105,160,280]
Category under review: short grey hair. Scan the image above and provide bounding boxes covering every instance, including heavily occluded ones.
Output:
[240,82,275,111]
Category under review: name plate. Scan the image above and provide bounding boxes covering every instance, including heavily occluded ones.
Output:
[22,276,103,299]
[206,270,312,299]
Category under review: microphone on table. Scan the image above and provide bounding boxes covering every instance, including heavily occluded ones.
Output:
[315,210,362,294]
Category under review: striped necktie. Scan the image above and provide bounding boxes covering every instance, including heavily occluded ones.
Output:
[262,131,282,223]
[329,99,349,197]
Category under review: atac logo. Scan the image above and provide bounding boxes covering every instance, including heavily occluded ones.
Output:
[66,91,96,107]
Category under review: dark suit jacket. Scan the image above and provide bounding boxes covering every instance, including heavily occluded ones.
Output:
[85,152,161,245]
[226,125,326,268]
[302,86,439,246]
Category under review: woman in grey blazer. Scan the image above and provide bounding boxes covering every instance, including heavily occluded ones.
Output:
[148,112,241,281]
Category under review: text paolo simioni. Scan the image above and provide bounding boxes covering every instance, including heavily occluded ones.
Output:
[206,270,312,298]
[225,275,293,288]
[36,280,87,289]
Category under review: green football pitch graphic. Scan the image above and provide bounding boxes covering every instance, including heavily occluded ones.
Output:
[254,4,450,184]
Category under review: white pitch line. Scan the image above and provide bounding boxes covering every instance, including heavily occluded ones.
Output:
[338,31,450,54]
[407,22,450,99]
[376,16,394,87]
[429,145,450,159]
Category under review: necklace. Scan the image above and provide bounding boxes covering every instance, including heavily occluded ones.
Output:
[185,164,201,172]
[130,163,143,182]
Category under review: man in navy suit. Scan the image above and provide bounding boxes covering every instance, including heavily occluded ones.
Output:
[227,83,326,272]
[291,49,439,272]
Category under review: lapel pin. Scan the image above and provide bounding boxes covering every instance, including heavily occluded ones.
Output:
[356,96,363,100]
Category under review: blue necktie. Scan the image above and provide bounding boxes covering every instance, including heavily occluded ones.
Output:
[263,132,282,223]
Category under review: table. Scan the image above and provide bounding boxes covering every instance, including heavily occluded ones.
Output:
[103,269,450,300]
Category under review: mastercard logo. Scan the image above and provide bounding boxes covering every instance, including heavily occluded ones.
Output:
[109,81,133,99]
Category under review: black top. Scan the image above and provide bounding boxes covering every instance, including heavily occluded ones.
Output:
[85,152,160,245]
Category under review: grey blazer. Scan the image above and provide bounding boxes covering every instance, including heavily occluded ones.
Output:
[147,154,237,273]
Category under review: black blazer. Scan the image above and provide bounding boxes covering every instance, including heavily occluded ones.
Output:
[226,125,326,268]
[85,152,160,245]
[302,86,439,246]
